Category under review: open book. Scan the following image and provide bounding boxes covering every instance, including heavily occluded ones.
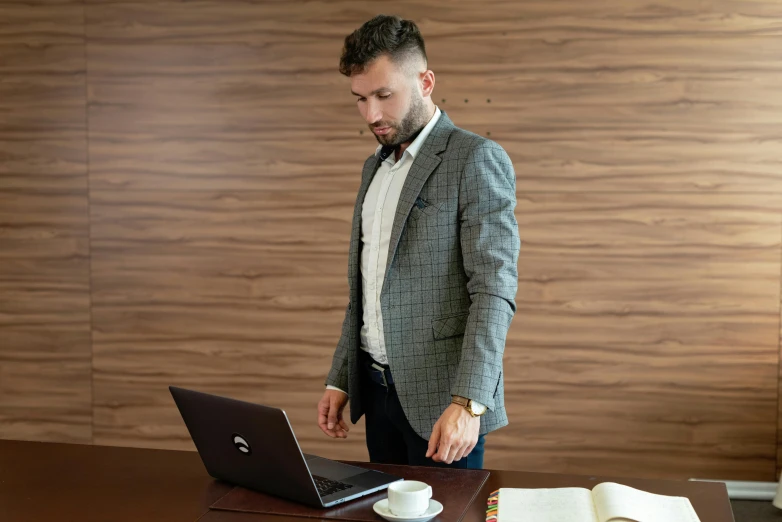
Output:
[486,482,701,522]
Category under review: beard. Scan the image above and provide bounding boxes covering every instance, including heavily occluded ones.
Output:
[371,93,429,147]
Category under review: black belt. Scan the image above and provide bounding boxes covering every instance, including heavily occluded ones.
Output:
[361,351,394,387]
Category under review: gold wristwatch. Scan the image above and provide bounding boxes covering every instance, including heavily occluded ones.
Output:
[451,395,487,417]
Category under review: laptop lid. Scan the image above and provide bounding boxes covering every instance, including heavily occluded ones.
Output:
[169,386,323,507]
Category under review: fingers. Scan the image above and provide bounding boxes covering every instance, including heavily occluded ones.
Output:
[336,395,350,435]
[338,417,350,434]
[318,391,350,438]
[333,409,349,439]
[454,441,473,462]
[327,396,339,431]
[331,395,351,438]
[317,396,336,438]
[462,441,477,459]
[453,445,467,462]
[433,435,474,464]
[445,443,461,464]
[433,435,452,464]
[425,422,441,458]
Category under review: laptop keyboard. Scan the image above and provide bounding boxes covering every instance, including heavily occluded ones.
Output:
[312,475,354,497]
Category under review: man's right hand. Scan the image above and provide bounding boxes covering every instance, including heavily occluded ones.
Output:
[317,389,350,439]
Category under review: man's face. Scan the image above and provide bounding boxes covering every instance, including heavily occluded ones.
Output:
[350,54,428,147]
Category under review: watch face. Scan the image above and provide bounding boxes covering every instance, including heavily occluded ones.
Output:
[470,401,486,415]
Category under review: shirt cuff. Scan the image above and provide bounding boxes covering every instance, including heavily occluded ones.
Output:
[326,385,348,396]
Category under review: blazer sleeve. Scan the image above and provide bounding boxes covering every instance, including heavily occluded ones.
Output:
[451,140,520,410]
[325,302,351,392]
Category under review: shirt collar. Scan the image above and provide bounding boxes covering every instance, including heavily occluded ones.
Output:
[374,106,442,163]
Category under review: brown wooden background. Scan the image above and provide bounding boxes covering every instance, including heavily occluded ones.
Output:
[2,0,782,481]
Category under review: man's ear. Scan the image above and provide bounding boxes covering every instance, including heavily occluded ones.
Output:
[420,69,435,98]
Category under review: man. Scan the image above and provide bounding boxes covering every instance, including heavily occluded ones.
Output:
[317,14,520,469]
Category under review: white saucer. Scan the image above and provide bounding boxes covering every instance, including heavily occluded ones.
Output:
[372,498,443,522]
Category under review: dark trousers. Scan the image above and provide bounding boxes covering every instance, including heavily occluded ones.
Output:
[362,354,486,469]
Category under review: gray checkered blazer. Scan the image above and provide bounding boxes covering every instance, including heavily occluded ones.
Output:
[326,111,520,440]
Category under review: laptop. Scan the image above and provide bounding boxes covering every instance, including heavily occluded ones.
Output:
[169,386,402,508]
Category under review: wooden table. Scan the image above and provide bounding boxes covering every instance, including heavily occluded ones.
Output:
[0,439,734,521]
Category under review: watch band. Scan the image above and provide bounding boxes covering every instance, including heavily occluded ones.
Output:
[451,395,470,408]
[451,395,486,417]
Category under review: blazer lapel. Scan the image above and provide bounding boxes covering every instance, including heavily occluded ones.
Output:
[381,111,454,295]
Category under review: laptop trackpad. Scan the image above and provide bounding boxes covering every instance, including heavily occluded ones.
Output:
[307,457,366,481]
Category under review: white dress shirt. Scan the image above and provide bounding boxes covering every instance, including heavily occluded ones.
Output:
[359,106,442,365]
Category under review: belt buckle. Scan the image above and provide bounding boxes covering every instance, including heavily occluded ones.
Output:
[370,362,388,387]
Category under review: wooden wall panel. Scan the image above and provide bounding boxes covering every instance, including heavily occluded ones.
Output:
[0,2,84,45]
[430,36,782,193]
[89,190,368,460]
[491,192,781,479]
[83,0,782,480]
[85,36,782,194]
[0,45,87,191]
[83,1,782,43]
[86,43,362,192]
[0,2,92,443]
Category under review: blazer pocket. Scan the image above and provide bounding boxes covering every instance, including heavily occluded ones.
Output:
[432,312,469,340]
[411,196,442,218]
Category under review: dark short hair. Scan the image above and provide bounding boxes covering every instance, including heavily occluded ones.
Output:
[339,15,427,77]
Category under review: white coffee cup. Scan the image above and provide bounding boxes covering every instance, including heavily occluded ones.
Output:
[387,480,432,517]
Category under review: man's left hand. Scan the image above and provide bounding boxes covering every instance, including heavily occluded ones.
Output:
[425,403,480,464]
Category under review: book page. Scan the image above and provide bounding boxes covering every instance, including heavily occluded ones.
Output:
[591,482,701,522]
[496,487,599,522]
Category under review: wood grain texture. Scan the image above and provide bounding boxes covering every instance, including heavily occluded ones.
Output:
[494,192,781,479]
[87,42,365,192]
[0,44,88,190]
[85,28,782,193]
[84,1,782,42]
[89,189,368,460]
[0,39,91,442]
[0,1,84,45]
[430,35,782,193]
